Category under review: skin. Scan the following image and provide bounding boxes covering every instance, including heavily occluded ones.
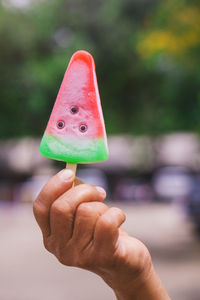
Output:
[33,169,170,300]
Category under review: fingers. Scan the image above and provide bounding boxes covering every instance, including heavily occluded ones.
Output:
[33,169,75,237]
[50,184,106,243]
[94,207,126,251]
[72,201,108,250]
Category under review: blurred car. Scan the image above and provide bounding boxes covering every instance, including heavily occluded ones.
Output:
[152,166,194,202]
[152,166,200,236]
[186,175,200,236]
[113,177,154,203]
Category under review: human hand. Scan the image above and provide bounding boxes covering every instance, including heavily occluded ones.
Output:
[33,169,170,300]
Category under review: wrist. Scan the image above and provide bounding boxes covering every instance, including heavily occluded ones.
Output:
[99,260,170,300]
[109,258,153,298]
[114,264,170,300]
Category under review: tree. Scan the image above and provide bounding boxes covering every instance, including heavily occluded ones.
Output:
[0,0,199,138]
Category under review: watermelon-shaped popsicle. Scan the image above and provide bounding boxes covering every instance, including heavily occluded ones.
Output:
[40,50,108,164]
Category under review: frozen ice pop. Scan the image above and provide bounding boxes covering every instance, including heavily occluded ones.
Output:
[40,50,108,164]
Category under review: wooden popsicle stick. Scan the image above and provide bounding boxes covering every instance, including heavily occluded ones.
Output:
[66,163,77,187]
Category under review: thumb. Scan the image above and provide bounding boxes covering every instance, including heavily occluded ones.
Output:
[33,169,75,237]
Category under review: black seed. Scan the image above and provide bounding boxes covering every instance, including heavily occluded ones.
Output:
[57,121,65,129]
[79,124,87,132]
[70,106,79,114]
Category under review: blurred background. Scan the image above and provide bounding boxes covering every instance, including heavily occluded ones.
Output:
[1,0,200,299]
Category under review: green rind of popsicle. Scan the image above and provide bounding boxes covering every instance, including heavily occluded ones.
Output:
[40,133,108,164]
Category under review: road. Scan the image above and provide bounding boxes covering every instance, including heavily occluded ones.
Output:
[0,202,200,300]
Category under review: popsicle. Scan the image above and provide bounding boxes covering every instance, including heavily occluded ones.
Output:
[40,50,109,171]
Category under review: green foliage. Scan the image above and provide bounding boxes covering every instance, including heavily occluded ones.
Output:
[0,0,199,138]
[136,0,200,133]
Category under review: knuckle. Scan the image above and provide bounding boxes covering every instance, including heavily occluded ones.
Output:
[76,255,91,269]
[56,248,68,265]
[112,207,123,214]
[43,239,49,251]
[77,184,96,200]
[99,215,113,230]
[43,237,53,252]
[76,202,93,217]
[137,243,152,275]
[57,245,77,266]
[57,256,67,265]
[33,199,45,217]
[112,207,126,221]
[51,200,71,216]
[35,188,48,205]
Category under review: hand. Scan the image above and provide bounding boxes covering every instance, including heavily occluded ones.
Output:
[33,169,170,300]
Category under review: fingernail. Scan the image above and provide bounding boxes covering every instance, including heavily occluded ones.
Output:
[95,186,106,198]
[60,169,74,182]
